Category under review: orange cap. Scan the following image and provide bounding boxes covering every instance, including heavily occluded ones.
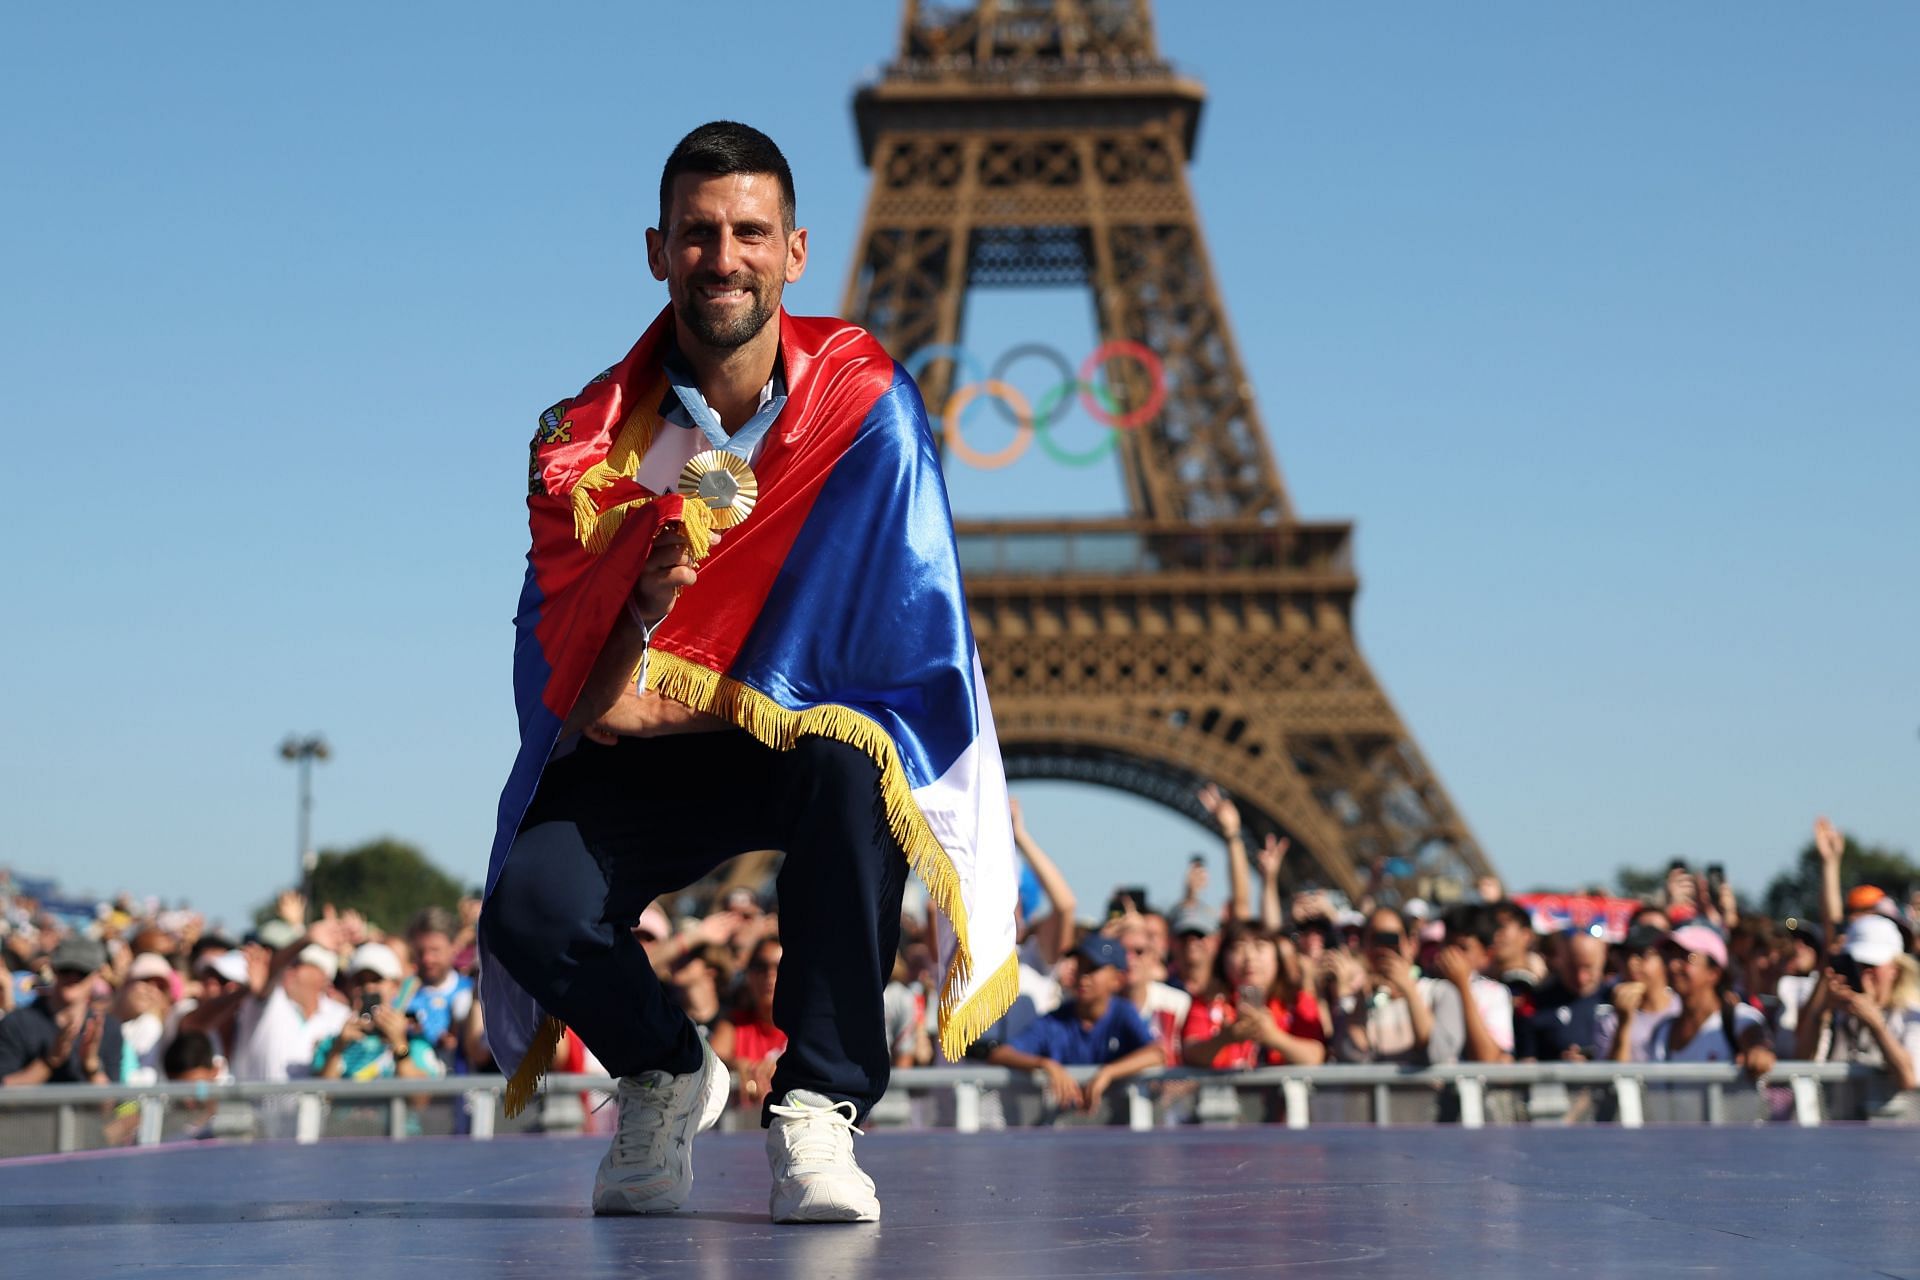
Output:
[1846,884,1886,912]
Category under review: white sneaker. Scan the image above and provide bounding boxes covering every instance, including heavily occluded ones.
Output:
[765,1089,881,1224]
[591,1039,729,1215]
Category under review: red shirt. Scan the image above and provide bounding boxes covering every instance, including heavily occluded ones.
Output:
[1181,990,1325,1069]
[731,1014,787,1064]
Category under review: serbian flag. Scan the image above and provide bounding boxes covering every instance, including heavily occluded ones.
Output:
[481,306,1020,1112]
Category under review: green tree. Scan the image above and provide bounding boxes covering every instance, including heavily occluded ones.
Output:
[1762,831,1919,922]
[256,837,465,934]
[1614,864,1668,901]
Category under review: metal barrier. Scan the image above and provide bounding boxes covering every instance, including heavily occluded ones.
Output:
[0,1060,1902,1157]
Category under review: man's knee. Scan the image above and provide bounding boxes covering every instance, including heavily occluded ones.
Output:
[481,822,598,968]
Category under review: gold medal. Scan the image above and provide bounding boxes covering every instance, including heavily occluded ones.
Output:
[676,449,759,529]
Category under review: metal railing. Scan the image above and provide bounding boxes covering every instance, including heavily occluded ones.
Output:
[0,1061,1901,1156]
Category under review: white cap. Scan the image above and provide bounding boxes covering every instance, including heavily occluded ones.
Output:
[1844,915,1904,968]
[1403,898,1432,921]
[207,951,251,984]
[347,942,403,981]
[295,944,339,982]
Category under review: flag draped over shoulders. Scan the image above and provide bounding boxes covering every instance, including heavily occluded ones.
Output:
[482,305,1019,1113]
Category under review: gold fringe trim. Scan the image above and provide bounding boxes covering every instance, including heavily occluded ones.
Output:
[567,382,668,555]
[644,650,1015,1050]
[937,948,1022,1063]
[502,1013,564,1118]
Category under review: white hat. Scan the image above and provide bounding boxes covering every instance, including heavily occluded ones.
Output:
[295,944,339,982]
[1844,915,1904,968]
[347,942,403,981]
[206,951,250,984]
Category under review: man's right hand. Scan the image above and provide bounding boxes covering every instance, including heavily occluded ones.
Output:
[1040,1059,1082,1110]
[1814,816,1845,865]
[631,523,703,625]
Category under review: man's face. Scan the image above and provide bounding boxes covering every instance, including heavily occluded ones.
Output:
[746,944,782,1007]
[51,967,94,1009]
[1177,931,1214,978]
[1557,934,1607,997]
[412,931,452,985]
[646,172,806,353]
[1492,915,1532,966]
[1073,959,1120,1007]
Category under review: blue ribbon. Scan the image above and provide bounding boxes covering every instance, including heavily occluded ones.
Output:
[664,356,787,460]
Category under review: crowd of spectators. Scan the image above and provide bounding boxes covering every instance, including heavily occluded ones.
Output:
[3,803,1917,1133]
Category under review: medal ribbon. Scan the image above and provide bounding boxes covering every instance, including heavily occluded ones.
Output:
[664,357,787,460]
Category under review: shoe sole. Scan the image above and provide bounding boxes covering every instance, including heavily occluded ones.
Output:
[770,1177,881,1224]
[592,1046,729,1216]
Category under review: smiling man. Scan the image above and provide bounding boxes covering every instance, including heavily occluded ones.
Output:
[480,122,1018,1226]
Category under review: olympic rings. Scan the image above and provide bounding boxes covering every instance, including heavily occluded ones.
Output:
[941,379,1034,471]
[906,339,1169,470]
[1079,340,1166,431]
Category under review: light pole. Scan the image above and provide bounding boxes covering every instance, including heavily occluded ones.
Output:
[278,734,330,908]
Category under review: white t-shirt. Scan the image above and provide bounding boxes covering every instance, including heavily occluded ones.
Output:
[230,986,349,1083]
[1420,974,1515,1063]
[1647,1002,1766,1063]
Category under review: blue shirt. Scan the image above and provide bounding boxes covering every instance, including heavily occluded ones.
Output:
[1009,997,1155,1066]
[405,974,473,1049]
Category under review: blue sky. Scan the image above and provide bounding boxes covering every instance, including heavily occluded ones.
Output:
[2,4,1914,929]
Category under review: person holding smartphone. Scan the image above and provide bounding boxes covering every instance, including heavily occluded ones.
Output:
[0,936,123,1086]
[1180,921,1325,1068]
[313,943,439,1081]
[1795,915,1919,1102]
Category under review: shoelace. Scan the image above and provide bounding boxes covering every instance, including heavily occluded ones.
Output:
[767,1097,864,1168]
[609,1075,677,1165]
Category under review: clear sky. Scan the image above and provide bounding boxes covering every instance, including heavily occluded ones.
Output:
[3,3,1915,930]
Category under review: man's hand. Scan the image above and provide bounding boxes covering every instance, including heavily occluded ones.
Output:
[1738,1043,1776,1080]
[631,523,703,625]
[1826,973,1883,1028]
[1435,944,1474,990]
[1197,784,1241,840]
[1611,980,1646,1021]
[1009,796,1028,841]
[1814,816,1845,866]
[1375,948,1419,998]
[693,910,746,948]
[370,1005,411,1054]
[336,1016,368,1048]
[1254,834,1289,882]
[1321,949,1366,999]
[1039,1059,1082,1110]
[582,689,727,746]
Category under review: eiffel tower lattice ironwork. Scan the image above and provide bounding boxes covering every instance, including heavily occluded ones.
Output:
[840,0,1492,899]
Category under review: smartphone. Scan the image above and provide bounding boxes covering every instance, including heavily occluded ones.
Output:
[1238,983,1266,1008]
[1832,953,1866,993]
[1369,929,1402,953]
[358,991,382,1018]
[1706,863,1725,895]
[1667,858,1690,877]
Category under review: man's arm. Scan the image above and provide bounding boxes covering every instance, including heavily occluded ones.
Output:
[984,1043,1083,1110]
[1198,785,1251,922]
[1814,817,1845,952]
[1010,799,1076,966]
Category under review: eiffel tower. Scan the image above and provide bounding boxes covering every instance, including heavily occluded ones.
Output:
[839,0,1493,901]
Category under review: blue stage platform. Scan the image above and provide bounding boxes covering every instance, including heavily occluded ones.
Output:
[3,1128,1917,1278]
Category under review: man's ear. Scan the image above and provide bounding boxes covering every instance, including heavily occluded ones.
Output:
[784,226,808,285]
[645,227,669,282]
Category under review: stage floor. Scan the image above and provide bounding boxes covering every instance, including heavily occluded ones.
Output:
[3,1128,1917,1278]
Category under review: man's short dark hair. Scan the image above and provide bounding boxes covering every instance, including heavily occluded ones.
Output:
[1487,899,1530,933]
[163,1030,218,1079]
[659,121,796,233]
[408,906,457,942]
[1443,903,1498,949]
